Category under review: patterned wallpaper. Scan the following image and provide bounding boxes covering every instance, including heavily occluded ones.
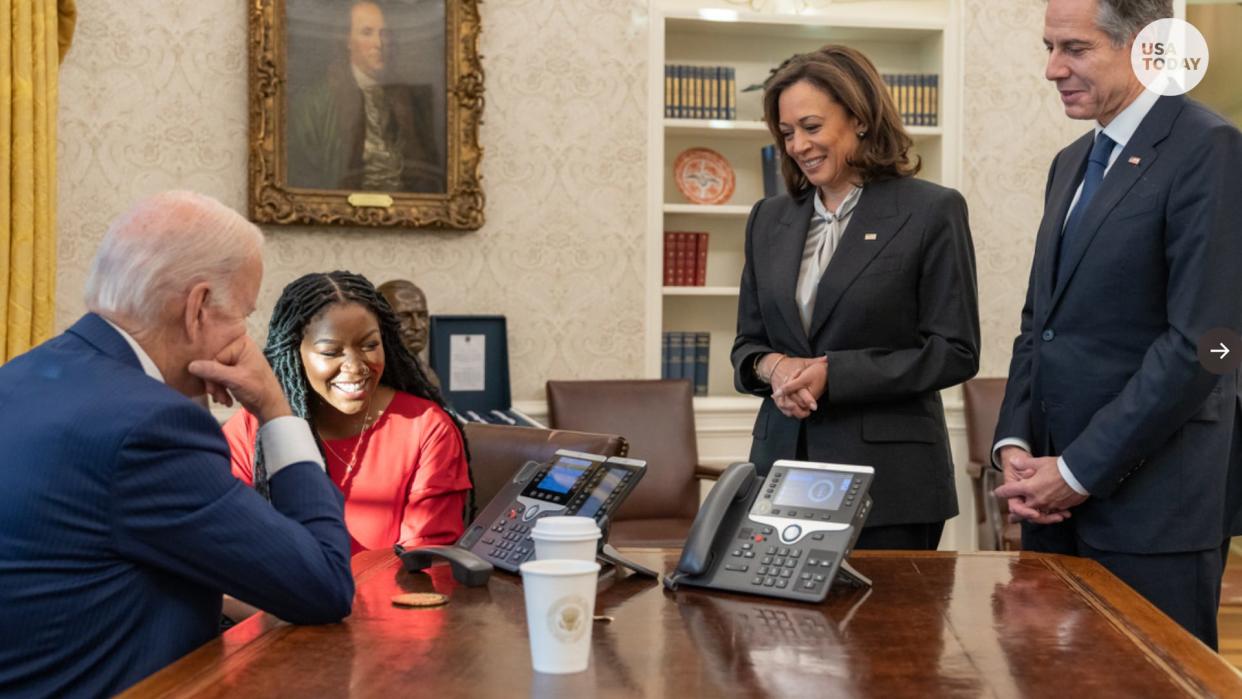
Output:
[56,0,1081,398]
[961,0,1085,377]
[56,0,649,401]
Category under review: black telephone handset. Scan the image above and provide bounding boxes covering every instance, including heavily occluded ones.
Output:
[396,544,493,587]
[665,459,875,602]
[675,462,758,576]
[455,450,647,573]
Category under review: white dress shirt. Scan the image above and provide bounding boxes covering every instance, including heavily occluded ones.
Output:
[104,318,324,477]
[992,88,1160,496]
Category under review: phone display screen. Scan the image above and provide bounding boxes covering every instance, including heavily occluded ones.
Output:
[773,469,852,511]
[534,456,592,495]
[576,468,626,519]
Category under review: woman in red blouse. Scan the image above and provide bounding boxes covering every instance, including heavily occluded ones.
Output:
[223,271,471,554]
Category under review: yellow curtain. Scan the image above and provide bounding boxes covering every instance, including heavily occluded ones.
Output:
[1,0,75,363]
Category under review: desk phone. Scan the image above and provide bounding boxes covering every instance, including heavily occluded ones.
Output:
[665,460,874,602]
[456,450,647,573]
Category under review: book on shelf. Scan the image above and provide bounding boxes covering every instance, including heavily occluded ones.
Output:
[761,145,787,199]
[661,331,710,396]
[663,231,709,286]
[664,64,736,120]
[693,332,709,396]
[881,73,938,127]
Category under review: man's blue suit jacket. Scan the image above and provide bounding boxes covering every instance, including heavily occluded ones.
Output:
[995,95,1242,554]
[0,314,354,697]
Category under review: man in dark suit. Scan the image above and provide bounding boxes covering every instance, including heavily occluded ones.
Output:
[0,192,355,696]
[993,0,1242,648]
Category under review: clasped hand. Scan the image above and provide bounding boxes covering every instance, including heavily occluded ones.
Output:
[991,446,1087,525]
[768,355,828,419]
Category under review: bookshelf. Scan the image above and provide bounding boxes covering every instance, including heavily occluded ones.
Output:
[646,0,961,410]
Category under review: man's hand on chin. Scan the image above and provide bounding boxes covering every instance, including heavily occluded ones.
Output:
[187,336,292,424]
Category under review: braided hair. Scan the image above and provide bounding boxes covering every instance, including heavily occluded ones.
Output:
[251,271,474,520]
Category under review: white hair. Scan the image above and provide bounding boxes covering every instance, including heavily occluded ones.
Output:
[84,191,264,328]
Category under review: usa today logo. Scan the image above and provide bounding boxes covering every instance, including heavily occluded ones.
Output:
[1131,18,1209,96]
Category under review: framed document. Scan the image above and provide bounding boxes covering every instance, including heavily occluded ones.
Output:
[429,315,541,427]
[248,0,484,229]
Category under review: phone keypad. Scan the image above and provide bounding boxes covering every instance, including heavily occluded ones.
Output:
[482,518,535,565]
[739,547,839,595]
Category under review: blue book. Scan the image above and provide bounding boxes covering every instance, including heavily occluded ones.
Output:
[761,145,786,198]
[660,332,670,377]
[693,332,710,396]
[668,332,684,379]
[681,331,696,382]
[675,65,684,119]
[919,74,928,126]
[664,65,672,118]
[713,66,723,120]
[914,74,923,126]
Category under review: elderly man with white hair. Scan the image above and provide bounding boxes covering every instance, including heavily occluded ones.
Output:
[0,191,354,697]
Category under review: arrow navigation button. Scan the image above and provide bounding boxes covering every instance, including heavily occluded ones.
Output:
[1198,328,1242,375]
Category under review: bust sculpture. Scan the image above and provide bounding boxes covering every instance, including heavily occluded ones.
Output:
[378,279,440,390]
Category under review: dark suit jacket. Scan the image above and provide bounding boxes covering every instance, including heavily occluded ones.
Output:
[1229,372,1242,538]
[732,176,980,527]
[994,95,1242,554]
[0,314,354,697]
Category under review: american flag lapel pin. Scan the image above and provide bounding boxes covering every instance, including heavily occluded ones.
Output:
[864,233,877,241]
[1128,156,1141,165]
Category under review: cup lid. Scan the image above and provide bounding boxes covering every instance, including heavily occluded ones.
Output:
[530,516,601,541]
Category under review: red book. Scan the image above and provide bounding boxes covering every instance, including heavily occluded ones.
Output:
[694,232,708,286]
[675,232,688,286]
[663,232,675,286]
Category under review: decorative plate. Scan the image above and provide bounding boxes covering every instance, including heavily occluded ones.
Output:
[674,148,735,205]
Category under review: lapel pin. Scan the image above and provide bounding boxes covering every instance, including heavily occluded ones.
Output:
[864,233,877,241]
[1128,156,1141,165]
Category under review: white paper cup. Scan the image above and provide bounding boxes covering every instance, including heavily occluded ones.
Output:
[519,558,601,674]
[531,516,601,562]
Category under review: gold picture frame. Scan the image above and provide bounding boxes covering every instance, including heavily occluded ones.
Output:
[248,0,484,229]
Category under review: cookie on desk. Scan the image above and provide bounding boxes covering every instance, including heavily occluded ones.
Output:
[391,592,449,608]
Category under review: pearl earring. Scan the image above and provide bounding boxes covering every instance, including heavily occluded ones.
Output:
[857,129,866,138]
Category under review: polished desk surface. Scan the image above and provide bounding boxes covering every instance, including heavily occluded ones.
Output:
[123,549,1242,698]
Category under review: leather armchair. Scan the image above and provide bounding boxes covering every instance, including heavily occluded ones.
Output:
[546,379,701,548]
[463,423,627,513]
[962,378,1021,551]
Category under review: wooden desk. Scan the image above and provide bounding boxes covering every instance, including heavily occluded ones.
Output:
[123,550,1242,698]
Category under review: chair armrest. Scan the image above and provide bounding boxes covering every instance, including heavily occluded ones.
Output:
[695,462,727,480]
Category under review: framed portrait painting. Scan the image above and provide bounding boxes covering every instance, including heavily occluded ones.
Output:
[249,0,484,229]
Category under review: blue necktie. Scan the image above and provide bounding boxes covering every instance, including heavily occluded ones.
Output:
[1057,131,1115,280]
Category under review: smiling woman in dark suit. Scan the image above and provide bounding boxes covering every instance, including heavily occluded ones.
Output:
[732,45,980,550]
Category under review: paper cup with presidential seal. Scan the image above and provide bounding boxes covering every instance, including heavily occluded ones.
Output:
[519,558,601,674]
[530,516,601,562]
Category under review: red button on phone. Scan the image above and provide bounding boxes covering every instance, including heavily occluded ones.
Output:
[754,535,765,542]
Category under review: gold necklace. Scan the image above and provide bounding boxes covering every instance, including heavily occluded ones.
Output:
[320,395,381,480]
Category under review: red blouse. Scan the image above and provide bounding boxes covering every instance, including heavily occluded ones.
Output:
[223,391,470,555]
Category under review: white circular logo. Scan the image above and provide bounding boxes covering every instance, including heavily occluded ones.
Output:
[547,595,589,643]
[1131,18,1209,97]
[808,480,835,503]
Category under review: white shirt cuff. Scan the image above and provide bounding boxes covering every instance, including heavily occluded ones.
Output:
[1057,456,1089,496]
[991,437,1031,469]
[258,416,325,478]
